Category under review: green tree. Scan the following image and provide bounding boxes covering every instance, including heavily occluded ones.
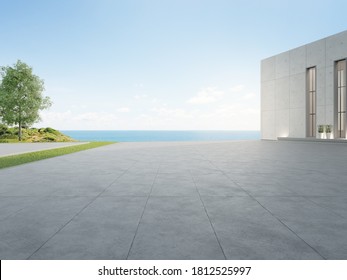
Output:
[0,60,52,141]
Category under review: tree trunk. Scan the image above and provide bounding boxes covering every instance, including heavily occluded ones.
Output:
[18,121,22,141]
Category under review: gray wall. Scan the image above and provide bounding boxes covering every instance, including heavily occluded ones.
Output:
[261,30,347,140]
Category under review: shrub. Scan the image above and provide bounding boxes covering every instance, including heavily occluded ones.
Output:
[326,125,332,133]
[1,134,17,140]
[44,127,59,135]
[7,127,18,135]
[0,124,9,136]
[43,136,56,142]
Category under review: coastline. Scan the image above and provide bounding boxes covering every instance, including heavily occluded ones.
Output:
[61,130,261,142]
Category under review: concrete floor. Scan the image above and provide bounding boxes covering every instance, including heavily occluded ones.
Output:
[0,140,347,260]
[0,142,88,157]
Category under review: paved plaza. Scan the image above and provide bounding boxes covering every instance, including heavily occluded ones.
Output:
[0,140,347,260]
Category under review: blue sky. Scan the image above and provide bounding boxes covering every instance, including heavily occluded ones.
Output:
[1,0,347,130]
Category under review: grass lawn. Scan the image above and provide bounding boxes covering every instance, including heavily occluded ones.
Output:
[0,142,115,169]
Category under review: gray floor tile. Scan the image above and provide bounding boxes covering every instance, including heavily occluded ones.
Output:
[0,196,42,221]
[307,196,347,219]
[128,196,225,259]
[151,177,198,197]
[233,178,298,197]
[193,174,248,196]
[256,196,347,259]
[202,196,323,259]
[102,173,156,196]
[0,196,93,259]
[102,182,152,197]
[281,178,347,196]
[30,197,147,259]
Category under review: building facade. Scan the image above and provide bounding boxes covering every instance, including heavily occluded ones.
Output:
[261,30,347,140]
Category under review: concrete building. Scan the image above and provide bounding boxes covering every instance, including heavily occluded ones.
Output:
[261,30,347,140]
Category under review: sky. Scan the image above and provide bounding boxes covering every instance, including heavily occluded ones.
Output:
[1,0,347,130]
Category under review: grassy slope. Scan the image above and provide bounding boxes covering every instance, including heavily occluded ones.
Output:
[0,142,114,169]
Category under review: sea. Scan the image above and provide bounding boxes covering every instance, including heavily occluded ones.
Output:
[61,130,260,142]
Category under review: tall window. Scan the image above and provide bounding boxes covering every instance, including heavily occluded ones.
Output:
[307,67,316,137]
[336,60,346,138]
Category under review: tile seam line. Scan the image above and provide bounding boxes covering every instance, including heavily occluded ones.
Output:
[125,162,161,260]
[197,149,327,260]
[189,169,227,260]
[0,196,44,222]
[26,160,138,260]
[27,170,130,208]
[225,174,327,260]
[302,196,347,220]
[251,198,326,260]
[273,177,347,220]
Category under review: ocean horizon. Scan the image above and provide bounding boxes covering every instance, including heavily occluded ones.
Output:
[61,130,261,142]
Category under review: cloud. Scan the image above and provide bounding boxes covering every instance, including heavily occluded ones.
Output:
[134,94,148,100]
[230,85,245,92]
[40,110,72,122]
[37,85,260,130]
[151,107,186,117]
[42,111,117,123]
[243,92,257,100]
[194,104,260,130]
[73,112,118,122]
[145,103,259,130]
[38,110,121,130]
[117,107,130,113]
[187,87,224,104]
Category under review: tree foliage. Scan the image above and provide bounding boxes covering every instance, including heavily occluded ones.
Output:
[0,60,52,140]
